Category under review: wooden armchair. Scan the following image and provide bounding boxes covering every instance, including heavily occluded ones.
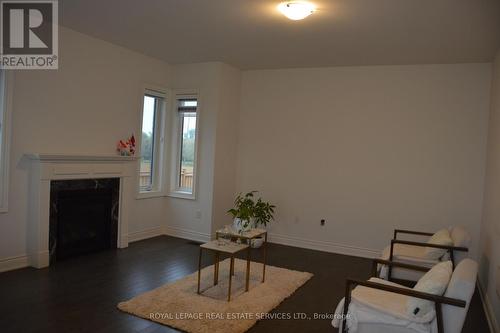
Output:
[381,227,470,281]
[333,258,478,333]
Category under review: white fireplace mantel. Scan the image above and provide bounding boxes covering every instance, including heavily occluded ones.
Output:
[25,153,138,268]
[27,153,138,162]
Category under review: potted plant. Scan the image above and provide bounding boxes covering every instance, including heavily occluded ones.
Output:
[227,191,257,233]
[227,191,275,248]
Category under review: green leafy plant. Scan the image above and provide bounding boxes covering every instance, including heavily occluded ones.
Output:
[253,198,276,227]
[227,191,276,229]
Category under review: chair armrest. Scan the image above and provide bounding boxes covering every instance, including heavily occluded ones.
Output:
[391,239,468,252]
[346,278,466,307]
[394,229,434,239]
[371,259,431,277]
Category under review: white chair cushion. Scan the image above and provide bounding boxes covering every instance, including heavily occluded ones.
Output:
[332,278,436,333]
[407,261,453,318]
[442,259,477,333]
[352,278,413,321]
[424,229,453,260]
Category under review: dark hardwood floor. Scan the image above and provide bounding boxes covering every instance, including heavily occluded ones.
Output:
[0,236,489,333]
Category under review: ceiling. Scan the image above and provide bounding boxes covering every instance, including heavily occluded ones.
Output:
[60,0,500,70]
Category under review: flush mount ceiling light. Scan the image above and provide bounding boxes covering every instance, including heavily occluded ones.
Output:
[278,1,316,20]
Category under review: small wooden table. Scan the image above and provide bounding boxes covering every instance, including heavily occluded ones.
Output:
[197,240,250,301]
[215,228,268,283]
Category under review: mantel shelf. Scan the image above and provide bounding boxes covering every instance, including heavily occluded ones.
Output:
[25,153,139,162]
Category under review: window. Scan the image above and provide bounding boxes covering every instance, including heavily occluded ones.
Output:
[0,70,11,212]
[173,97,198,196]
[139,89,165,194]
[137,89,199,200]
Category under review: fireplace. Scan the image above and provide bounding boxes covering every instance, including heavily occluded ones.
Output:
[49,178,120,262]
[26,153,136,268]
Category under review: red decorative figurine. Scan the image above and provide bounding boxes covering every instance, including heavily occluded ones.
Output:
[117,134,136,156]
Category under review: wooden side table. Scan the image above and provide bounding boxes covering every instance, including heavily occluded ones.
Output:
[216,228,268,283]
[197,240,250,301]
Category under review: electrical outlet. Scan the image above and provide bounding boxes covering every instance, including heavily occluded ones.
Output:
[294,216,299,224]
[195,210,202,219]
[320,219,325,226]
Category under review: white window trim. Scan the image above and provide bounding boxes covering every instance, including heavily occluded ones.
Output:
[167,89,200,200]
[136,84,169,200]
[0,70,13,213]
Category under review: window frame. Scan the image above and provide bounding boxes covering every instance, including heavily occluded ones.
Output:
[0,70,12,213]
[136,86,168,199]
[167,91,200,200]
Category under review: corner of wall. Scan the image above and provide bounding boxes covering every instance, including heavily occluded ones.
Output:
[478,48,500,331]
[210,63,242,234]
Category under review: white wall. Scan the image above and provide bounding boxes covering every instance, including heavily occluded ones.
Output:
[211,64,241,232]
[479,50,500,330]
[236,64,491,258]
[0,27,172,262]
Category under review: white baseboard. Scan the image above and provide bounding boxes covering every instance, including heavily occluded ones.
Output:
[27,250,49,268]
[0,230,379,273]
[0,226,206,273]
[128,226,164,243]
[0,255,29,273]
[163,225,211,243]
[268,232,380,259]
[478,280,500,333]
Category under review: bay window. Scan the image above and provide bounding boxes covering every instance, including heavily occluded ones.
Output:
[137,88,199,200]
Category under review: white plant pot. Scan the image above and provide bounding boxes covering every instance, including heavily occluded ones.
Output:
[233,218,252,233]
[250,237,264,248]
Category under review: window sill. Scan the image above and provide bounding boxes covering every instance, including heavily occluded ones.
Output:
[136,191,164,200]
[167,190,195,200]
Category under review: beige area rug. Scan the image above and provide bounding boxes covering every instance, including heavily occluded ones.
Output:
[118,258,313,333]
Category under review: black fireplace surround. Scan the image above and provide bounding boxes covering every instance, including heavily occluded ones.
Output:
[49,178,119,263]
